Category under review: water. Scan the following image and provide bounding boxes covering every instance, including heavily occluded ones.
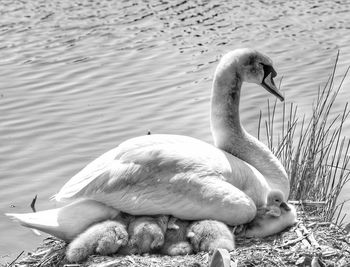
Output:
[1,0,350,262]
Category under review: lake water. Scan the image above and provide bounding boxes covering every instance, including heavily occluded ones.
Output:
[1,0,350,262]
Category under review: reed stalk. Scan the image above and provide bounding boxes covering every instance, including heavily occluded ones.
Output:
[259,52,350,225]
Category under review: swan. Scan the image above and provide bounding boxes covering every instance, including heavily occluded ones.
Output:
[6,48,292,239]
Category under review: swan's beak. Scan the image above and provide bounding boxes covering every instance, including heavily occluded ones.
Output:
[261,72,284,102]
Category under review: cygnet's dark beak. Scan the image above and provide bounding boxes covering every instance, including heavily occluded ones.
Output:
[261,65,284,102]
[280,201,291,211]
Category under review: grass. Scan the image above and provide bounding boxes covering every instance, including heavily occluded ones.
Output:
[258,51,350,225]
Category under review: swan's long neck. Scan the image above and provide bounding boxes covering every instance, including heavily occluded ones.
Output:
[210,62,290,199]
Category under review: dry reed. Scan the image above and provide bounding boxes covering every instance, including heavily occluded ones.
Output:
[258,52,350,225]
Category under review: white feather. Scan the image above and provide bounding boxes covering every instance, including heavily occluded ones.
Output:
[6,199,120,241]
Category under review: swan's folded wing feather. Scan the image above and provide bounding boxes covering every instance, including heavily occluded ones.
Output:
[54,147,147,201]
[54,135,190,202]
[53,134,255,203]
[54,147,116,201]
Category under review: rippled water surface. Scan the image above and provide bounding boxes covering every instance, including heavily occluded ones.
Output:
[1,0,350,261]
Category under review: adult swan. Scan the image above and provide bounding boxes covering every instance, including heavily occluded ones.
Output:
[7,48,294,240]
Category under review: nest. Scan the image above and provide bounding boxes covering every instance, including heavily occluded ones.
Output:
[9,208,350,267]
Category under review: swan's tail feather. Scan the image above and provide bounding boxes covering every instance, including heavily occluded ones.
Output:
[6,199,121,241]
[31,228,42,236]
[5,209,60,228]
[6,213,43,236]
[5,210,60,236]
[50,194,61,202]
[5,208,75,241]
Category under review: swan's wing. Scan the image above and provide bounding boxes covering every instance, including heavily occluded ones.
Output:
[53,134,261,224]
[54,147,118,201]
[54,134,224,202]
[54,144,154,201]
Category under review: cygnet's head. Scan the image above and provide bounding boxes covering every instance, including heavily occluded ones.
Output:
[215,48,284,101]
[264,189,285,217]
[267,189,284,203]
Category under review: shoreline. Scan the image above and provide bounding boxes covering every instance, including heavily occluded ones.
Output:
[5,208,350,267]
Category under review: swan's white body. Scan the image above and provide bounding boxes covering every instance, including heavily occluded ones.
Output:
[6,48,294,239]
[55,134,270,225]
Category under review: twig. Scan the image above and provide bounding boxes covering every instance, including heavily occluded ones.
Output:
[289,200,326,207]
[307,232,320,248]
[30,195,37,213]
[8,250,24,267]
[300,225,320,248]
[29,194,40,237]
[279,235,308,248]
[295,228,311,248]
[316,222,332,227]
[322,249,340,257]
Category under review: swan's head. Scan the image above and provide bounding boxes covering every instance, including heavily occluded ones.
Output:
[216,48,284,101]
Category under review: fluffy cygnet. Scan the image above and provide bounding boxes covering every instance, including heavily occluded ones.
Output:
[160,217,193,256]
[119,215,169,255]
[187,220,235,252]
[66,219,128,262]
[243,199,297,238]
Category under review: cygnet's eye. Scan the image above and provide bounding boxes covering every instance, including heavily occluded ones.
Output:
[274,198,282,204]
